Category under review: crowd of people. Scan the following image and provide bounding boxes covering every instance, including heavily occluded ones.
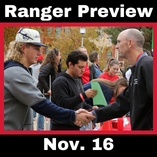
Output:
[4,27,153,131]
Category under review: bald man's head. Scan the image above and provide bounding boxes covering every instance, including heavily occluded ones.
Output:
[116,29,145,60]
[122,29,145,48]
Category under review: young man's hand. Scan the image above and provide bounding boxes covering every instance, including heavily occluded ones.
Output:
[74,109,95,127]
[85,89,97,98]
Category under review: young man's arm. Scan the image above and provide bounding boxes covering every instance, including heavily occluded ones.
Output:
[9,73,95,125]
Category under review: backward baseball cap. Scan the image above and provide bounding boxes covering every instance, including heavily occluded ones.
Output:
[15,28,47,47]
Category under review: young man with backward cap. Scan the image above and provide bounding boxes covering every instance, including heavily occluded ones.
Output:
[4,28,95,130]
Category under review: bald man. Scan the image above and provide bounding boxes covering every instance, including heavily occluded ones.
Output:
[117,29,145,64]
[91,29,153,130]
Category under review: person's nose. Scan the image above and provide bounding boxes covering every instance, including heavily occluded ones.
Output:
[115,44,119,49]
[38,50,42,56]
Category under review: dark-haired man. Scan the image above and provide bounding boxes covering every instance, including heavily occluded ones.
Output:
[51,50,98,130]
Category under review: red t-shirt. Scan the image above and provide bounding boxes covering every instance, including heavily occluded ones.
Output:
[98,72,119,104]
[82,64,90,85]
[99,72,119,81]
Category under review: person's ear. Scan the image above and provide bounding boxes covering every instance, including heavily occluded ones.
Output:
[21,45,26,54]
[68,62,73,68]
[128,39,133,48]
[108,65,111,70]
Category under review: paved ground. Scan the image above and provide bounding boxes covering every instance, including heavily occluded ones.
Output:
[33,113,51,130]
[33,113,100,131]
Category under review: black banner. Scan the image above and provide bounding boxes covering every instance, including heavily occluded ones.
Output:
[1,135,156,154]
[2,1,157,154]
[1,3,156,22]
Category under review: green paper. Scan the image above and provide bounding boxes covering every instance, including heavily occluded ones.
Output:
[91,81,107,106]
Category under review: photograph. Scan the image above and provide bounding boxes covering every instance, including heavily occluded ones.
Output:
[1,2,156,154]
[3,25,153,132]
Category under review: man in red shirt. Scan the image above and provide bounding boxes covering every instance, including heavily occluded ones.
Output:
[78,46,97,84]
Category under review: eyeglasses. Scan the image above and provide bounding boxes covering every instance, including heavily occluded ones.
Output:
[78,66,85,70]
[17,28,33,40]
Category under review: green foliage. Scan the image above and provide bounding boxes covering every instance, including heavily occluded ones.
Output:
[103,26,153,51]
[4,27,42,53]
[45,27,100,70]
[5,26,152,71]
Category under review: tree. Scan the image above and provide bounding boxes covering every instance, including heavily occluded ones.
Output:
[4,26,116,70]
[103,26,153,70]
[45,27,100,70]
[4,27,42,54]
[4,27,21,53]
[103,26,153,52]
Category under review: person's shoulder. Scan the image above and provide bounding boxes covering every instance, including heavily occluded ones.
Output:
[53,73,68,84]
[55,75,66,82]
[114,74,120,79]
[98,72,106,78]
[143,56,153,62]
[41,63,53,69]
[5,66,32,84]
[5,66,28,75]
[139,56,153,67]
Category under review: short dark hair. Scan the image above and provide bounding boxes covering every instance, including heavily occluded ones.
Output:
[89,51,99,62]
[66,50,88,68]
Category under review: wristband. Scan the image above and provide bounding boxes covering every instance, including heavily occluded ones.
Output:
[80,93,85,101]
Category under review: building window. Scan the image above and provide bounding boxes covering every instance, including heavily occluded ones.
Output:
[55,27,62,37]
[106,52,112,59]
[64,27,70,37]
[47,27,52,37]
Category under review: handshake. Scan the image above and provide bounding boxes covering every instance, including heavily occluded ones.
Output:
[74,108,96,127]
[74,89,98,127]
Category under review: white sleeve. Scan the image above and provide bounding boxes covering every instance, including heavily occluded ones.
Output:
[125,69,132,81]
